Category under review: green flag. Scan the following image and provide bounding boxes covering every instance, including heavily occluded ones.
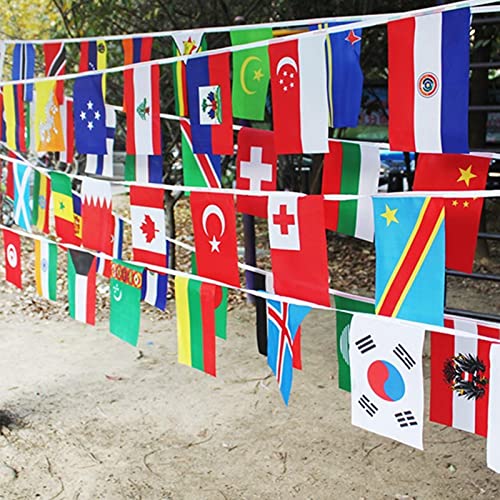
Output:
[110,260,144,346]
[230,28,272,121]
[334,293,374,392]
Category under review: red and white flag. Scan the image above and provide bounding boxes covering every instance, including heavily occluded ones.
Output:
[430,316,500,437]
[269,33,328,154]
[268,194,330,306]
[124,64,162,155]
[81,177,113,254]
[130,186,167,267]
[2,229,22,289]
[236,127,277,218]
[190,192,240,287]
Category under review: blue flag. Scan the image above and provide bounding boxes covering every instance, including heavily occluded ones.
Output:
[13,163,31,231]
[73,75,107,154]
[373,196,445,326]
[141,268,168,311]
[12,43,35,102]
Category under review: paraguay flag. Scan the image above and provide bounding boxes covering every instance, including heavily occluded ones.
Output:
[388,8,470,153]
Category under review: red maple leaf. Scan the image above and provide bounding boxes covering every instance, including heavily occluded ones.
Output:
[140,214,159,243]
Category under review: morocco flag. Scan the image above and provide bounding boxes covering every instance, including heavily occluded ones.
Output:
[67,249,97,325]
[2,229,22,289]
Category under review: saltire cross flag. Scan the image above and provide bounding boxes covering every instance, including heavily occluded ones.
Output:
[12,43,35,101]
[85,105,116,177]
[186,53,233,155]
[3,84,26,152]
[487,344,500,473]
[430,316,500,437]
[413,153,491,274]
[124,154,163,184]
[34,79,65,152]
[59,96,74,165]
[2,228,22,289]
[43,42,66,104]
[266,298,311,405]
[141,268,168,311]
[13,163,31,232]
[50,171,80,245]
[322,140,380,241]
[32,170,51,234]
[309,23,363,128]
[388,8,470,153]
[34,239,57,301]
[269,32,329,154]
[230,28,272,121]
[373,196,445,326]
[67,249,96,325]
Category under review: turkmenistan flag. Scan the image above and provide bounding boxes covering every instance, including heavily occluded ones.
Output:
[110,260,144,346]
[230,28,272,121]
[50,171,79,245]
[333,292,374,392]
[67,249,97,325]
[32,170,51,234]
[34,239,57,301]
[322,141,380,241]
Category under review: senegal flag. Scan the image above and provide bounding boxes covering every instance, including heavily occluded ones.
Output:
[50,171,79,245]
[32,170,51,233]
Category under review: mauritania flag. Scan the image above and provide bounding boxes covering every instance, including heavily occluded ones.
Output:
[322,140,379,241]
[34,239,57,301]
[373,196,445,326]
[124,154,163,184]
[67,249,97,325]
[32,170,51,233]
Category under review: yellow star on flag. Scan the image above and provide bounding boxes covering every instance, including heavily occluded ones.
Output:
[451,200,459,207]
[463,200,470,208]
[381,204,399,227]
[457,165,477,187]
[253,68,264,82]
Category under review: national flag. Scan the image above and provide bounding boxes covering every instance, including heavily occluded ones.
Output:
[12,43,35,102]
[322,140,380,241]
[85,105,116,177]
[124,65,162,156]
[413,153,491,274]
[32,170,51,234]
[487,344,500,472]
[236,127,277,218]
[373,196,445,326]
[350,313,425,449]
[5,151,16,199]
[269,33,328,154]
[268,194,330,306]
[186,53,233,155]
[172,31,205,117]
[122,37,153,65]
[231,28,272,121]
[266,298,311,404]
[388,8,470,153]
[13,163,31,231]
[110,260,144,346]
[34,79,65,152]
[59,97,74,164]
[79,40,107,94]
[190,192,240,287]
[430,316,500,437]
[124,154,163,184]
[67,249,96,325]
[95,214,124,278]
[309,24,363,128]
[130,186,167,267]
[333,292,375,392]
[50,171,79,245]
[43,42,66,104]
[72,192,83,243]
[0,90,6,142]
[180,118,221,188]
[2,229,22,289]
[3,84,26,152]
[141,268,168,311]
[34,239,57,301]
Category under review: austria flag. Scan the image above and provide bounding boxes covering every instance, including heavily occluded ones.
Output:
[269,34,329,154]
[388,8,470,153]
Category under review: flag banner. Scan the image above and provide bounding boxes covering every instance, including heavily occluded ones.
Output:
[351,313,425,449]
[4,84,26,152]
[13,163,31,231]
[110,260,144,346]
[236,127,277,217]
[73,74,107,154]
[5,152,15,199]
[112,214,124,260]
[43,42,66,104]
[413,153,490,274]
[124,65,162,155]
[388,8,470,153]
[2,229,22,289]
[12,43,35,101]
[430,317,500,437]
[50,171,79,245]
[269,33,329,154]
[231,28,272,121]
[487,344,500,472]
[34,79,65,152]
[180,118,221,188]
[190,192,240,287]
[323,141,380,241]
[141,268,168,311]
[59,97,74,164]
[85,105,116,177]
[34,239,57,301]
[334,293,375,392]
[72,192,83,243]
[130,186,167,267]
[32,170,51,234]
[124,154,163,184]
[186,53,233,155]
[268,194,330,306]
[266,299,311,404]
[67,249,96,325]
[172,31,205,117]
[122,37,153,65]
[0,91,6,142]
[373,196,445,326]
[309,24,363,128]
[79,40,107,72]
[255,272,269,356]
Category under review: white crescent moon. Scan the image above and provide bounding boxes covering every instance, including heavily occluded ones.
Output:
[112,284,122,302]
[276,56,298,75]
[202,205,226,238]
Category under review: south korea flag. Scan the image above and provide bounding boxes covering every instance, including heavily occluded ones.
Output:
[350,314,425,450]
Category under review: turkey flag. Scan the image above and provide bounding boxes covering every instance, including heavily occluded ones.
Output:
[190,192,240,287]
[2,229,22,289]
[268,194,330,306]
[236,127,277,218]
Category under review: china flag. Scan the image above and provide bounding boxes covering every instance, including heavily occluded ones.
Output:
[413,153,490,273]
